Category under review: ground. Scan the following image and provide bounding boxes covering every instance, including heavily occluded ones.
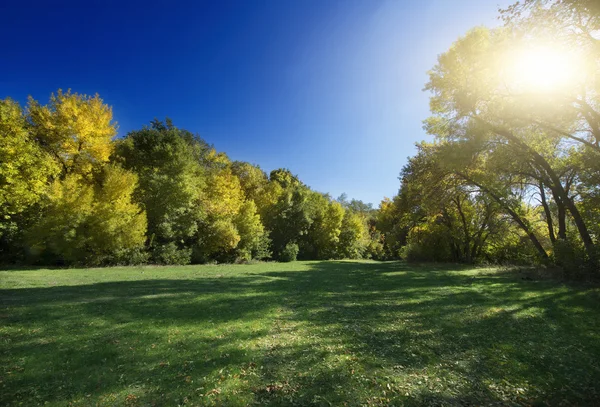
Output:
[1,261,600,406]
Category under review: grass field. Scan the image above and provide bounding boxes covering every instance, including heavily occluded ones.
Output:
[1,261,600,406]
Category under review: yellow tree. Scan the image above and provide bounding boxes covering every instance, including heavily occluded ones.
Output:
[28,90,117,177]
[0,98,58,240]
[27,167,147,265]
[195,153,245,259]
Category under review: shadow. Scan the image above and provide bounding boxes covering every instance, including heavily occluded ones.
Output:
[1,261,600,406]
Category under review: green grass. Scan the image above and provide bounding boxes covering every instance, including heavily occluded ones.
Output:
[1,261,600,406]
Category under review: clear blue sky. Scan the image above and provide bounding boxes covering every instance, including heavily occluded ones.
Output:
[1,0,511,205]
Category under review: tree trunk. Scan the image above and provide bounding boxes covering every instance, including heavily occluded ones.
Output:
[549,186,567,240]
[539,182,556,243]
[454,196,472,263]
[456,173,549,260]
[484,122,595,262]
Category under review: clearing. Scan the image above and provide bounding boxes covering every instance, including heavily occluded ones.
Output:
[1,261,599,406]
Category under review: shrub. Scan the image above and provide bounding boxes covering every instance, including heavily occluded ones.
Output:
[152,243,192,265]
[280,242,299,262]
[552,238,589,279]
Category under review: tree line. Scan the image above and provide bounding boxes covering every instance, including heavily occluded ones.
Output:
[1,0,597,275]
[0,92,383,265]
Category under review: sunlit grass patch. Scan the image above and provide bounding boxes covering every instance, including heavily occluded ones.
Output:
[1,261,599,406]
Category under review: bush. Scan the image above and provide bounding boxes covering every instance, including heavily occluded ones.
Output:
[279,242,299,262]
[89,248,149,267]
[552,238,589,279]
[400,241,451,263]
[152,243,192,265]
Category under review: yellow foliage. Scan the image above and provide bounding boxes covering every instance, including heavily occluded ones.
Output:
[202,167,245,218]
[28,90,117,177]
[0,98,58,226]
[89,165,148,255]
[27,167,146,264]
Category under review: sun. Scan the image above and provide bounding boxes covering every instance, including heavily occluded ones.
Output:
[504,45,581,93]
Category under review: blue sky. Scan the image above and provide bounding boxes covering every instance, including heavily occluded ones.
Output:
[1,0,511,205]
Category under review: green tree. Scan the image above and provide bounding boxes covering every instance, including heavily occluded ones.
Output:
[262,171,313,260]
[115,119,208,263]
[425,22,598,266]
[231,161,269,203]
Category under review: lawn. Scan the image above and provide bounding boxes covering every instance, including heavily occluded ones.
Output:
[1,261,600,406]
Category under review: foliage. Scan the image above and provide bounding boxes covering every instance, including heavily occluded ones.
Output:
[114,119,207,257]
[234,200,271,261]
[396,0,600,273]
[0,98,58,255]
[152,242,193,265]
[338,210,368,259]
[280,242,300,262]
[28,90,117,177]
[25,166,146,266]
[86,165,148,264]
[4,3,598,276]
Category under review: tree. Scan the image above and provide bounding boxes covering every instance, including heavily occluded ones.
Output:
[338,210,369,259]
[114,119,208,263]
[304,194,344,259]
[393,143,521,263]
[425,23,598,266]
[234,200,271,261]
[26,167,146,265]
[28,90,117,177]
[262,173,313,260]
[0,98,58,255]
[194,157,245,261]
[231,161,269,203]
[86,165,148,263]
[376,197,407,259]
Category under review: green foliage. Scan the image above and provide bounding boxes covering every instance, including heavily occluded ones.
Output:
[364,228,386,260]
[26,174,95,264]
[152,242,192,265]
[114,119,207,255]
[231,161,269,202]
[1,91,388,266]
[263,183,313,259]
[303,194,344,259]
[408,0,600,272]
[87,165,148,260]
[234,200,271,261]
[280,242,299,262]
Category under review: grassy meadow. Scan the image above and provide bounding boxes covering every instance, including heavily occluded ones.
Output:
[1,261,600,406]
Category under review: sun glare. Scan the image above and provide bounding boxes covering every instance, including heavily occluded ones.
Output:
[505,45,581,93]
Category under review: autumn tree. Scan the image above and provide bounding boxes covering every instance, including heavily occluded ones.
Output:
[0,98,58,259]
[26,167,146,265]
[28,90,117,178]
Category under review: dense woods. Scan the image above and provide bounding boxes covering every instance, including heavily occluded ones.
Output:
[0,0,598,277]
[0,94,382,265]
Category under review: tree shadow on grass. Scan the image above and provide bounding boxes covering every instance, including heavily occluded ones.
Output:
[256,261,600,405]
[1,261,600,406]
